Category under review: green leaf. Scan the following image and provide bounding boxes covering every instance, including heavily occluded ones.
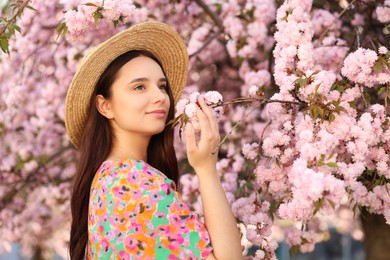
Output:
[56,22,68,39]
[386,51,390,58]
[8,26,15,35]
[328,151,335,160]
[84,3,98,7]
[378,85,386,96]
[327,199,335,209]
[289,245,300,258]
[246,8,255,20]
[26,5,37,11]
[318,107,326,119]
[113,20,119,28]
[331,83,346,93]
[300,78,309,87]
[133,1,142,8]
[246,181,254,191]
[329,113,336,122]
[326,162,338,168]
[15,160,24,171]
[0,37,9,53]
[310,70,320,76]
[363,91,371,106]
[313,106,323,119]
[275,158,281,168]
[10,4,17,12]
[348,100,357,109]
[93,11,103,22]
[214,3,222,12]
[387,90,390,99]
[314,83,321,94]
[14,24,22,33]
[313,198,324,216]
[374,60,383,73]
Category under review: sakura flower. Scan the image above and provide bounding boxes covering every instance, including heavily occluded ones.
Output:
[375,1,390,23]
[242,142,260,160]
[204,91,223,105]
[378,46,388,55]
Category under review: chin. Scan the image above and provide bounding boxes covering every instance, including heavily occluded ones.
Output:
[149,126,166,136]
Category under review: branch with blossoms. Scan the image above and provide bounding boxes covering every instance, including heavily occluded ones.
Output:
[0,144,73,210]
[56,0,136,41]
[168,90,304,142]
[0,0,34,54]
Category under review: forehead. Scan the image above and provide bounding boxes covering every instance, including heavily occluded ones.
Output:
[116,55,166,80]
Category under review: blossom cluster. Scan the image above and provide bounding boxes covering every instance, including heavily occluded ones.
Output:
[376,0,390,23]
[341,47,390,87]
[1,0,389,258]
[63,0,136,42]
[174,91,224,135]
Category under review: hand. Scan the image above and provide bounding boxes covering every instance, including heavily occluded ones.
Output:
[185,96,221,173]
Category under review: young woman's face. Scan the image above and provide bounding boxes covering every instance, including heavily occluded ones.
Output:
[103,56,171,138]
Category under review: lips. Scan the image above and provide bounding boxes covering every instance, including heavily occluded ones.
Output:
[146,109,166,115]
[146,110,167,118]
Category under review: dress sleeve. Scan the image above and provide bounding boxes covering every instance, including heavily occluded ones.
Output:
[87,160,213,260]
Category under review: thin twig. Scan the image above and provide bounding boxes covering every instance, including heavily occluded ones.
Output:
[189,29,222,58]
[318,0,357,43]
[192,0,224,30]
[0,144,72,209]
[252,119,273,166]
[0,0,32,36]
[260,120,272,145]
[385,83,389,113]
[209,97,303,108]
[358,85,369,109]
[212,105,260,155]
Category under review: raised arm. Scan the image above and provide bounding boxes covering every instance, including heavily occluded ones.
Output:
[185,96,242,260]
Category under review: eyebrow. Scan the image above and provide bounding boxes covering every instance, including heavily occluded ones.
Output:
[129,77,167,84]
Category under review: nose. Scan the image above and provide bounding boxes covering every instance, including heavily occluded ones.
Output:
[151,84,167,104]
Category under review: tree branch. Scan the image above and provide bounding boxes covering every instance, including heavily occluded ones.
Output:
[0,0,32,36]
[192,0,224,30]
[189,29,222,58]
[317,0,358,43]
[0,144,73,210]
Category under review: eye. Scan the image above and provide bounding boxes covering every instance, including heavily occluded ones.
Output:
[159,84,168,91]
[134,85,145,91]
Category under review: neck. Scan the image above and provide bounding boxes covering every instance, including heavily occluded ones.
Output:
[107,130,150,162]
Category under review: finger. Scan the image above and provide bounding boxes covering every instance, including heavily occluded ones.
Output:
[185,123,197,152]
[198,97,220,145]
[196,106,213,144]
[198,96,219,135]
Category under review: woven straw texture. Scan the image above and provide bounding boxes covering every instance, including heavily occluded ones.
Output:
[65,21,188,148]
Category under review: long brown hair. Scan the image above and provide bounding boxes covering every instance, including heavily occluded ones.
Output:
[69,50,179,260]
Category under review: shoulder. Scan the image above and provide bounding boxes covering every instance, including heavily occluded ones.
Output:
[90,158,172,198]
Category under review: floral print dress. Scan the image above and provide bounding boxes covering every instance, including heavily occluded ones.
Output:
[87,158,213,259]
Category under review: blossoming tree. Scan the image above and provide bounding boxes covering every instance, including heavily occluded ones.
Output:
[0,0,389,259]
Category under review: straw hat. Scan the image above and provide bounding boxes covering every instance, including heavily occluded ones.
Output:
[65,21,189,148]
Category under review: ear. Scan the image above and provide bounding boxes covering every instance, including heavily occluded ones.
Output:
[96,95,114,119]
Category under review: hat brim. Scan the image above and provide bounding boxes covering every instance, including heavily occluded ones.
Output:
[65,21,188,148]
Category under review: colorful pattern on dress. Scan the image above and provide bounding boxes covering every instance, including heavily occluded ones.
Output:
[87,158,213,260]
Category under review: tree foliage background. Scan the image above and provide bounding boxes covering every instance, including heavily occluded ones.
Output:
[0,0,389,259]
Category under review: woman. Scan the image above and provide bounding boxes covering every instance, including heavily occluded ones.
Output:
[65,21,242,259]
